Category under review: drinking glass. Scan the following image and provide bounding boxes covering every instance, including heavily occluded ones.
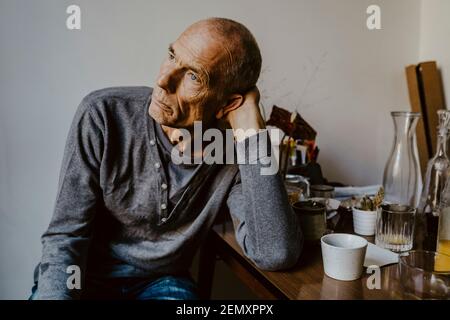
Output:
[285,184,302,204]
[375,204,416,252]
[398,250,450,299]
[285,174,310,200]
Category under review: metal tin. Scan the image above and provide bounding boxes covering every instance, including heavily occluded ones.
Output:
[310,185,335,199]
[292,201,327,241]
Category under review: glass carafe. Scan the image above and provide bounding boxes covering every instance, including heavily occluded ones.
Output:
[417,110,450,250]
[383,112,422,207]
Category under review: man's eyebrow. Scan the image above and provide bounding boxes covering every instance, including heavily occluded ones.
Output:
[168,43,206,79]
[168,43,175,54]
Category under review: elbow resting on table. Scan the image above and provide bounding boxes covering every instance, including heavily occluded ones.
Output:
[252,235,304,271]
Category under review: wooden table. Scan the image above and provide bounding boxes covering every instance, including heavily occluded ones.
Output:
[198,215,406,300]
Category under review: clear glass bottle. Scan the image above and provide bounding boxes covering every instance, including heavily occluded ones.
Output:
[417,110,450,251]
[437,177,450,271]
[383,112,422,207]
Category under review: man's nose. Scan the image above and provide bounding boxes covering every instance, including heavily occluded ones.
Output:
[157,65,179,93]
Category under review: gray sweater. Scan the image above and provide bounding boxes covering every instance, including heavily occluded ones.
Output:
[35,86,303,299]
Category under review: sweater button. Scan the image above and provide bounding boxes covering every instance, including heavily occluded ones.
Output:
[154,162,161,169]
[150,139,156,146]
[161,217,167,223]
[161,203,167,210]
[161,183,168,190]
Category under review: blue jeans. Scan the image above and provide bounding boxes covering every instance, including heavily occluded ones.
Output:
[29,275,198,300]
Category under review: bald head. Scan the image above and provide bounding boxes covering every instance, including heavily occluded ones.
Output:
[187,18,262,96]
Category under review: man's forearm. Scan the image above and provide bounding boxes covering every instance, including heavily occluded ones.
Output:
[36,235,89,299]
[228,133,303,270]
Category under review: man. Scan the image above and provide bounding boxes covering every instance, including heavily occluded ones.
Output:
[31,17,302,300]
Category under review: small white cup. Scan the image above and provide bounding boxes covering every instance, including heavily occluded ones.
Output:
[352,207,377,236]
[321,233,368,281]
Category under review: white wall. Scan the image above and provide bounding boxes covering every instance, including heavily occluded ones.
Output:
[419,0,450,108]
[0,0,423,299]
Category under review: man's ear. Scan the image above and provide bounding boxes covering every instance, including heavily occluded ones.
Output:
[215,94,244,119]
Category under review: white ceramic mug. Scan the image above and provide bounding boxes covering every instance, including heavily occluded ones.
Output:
[321,233,368,281]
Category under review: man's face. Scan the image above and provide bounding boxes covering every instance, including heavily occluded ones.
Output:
[148,24,229,129]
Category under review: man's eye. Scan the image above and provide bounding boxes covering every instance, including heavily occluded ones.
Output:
[188,72,198,82]
[168,52,175,60]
